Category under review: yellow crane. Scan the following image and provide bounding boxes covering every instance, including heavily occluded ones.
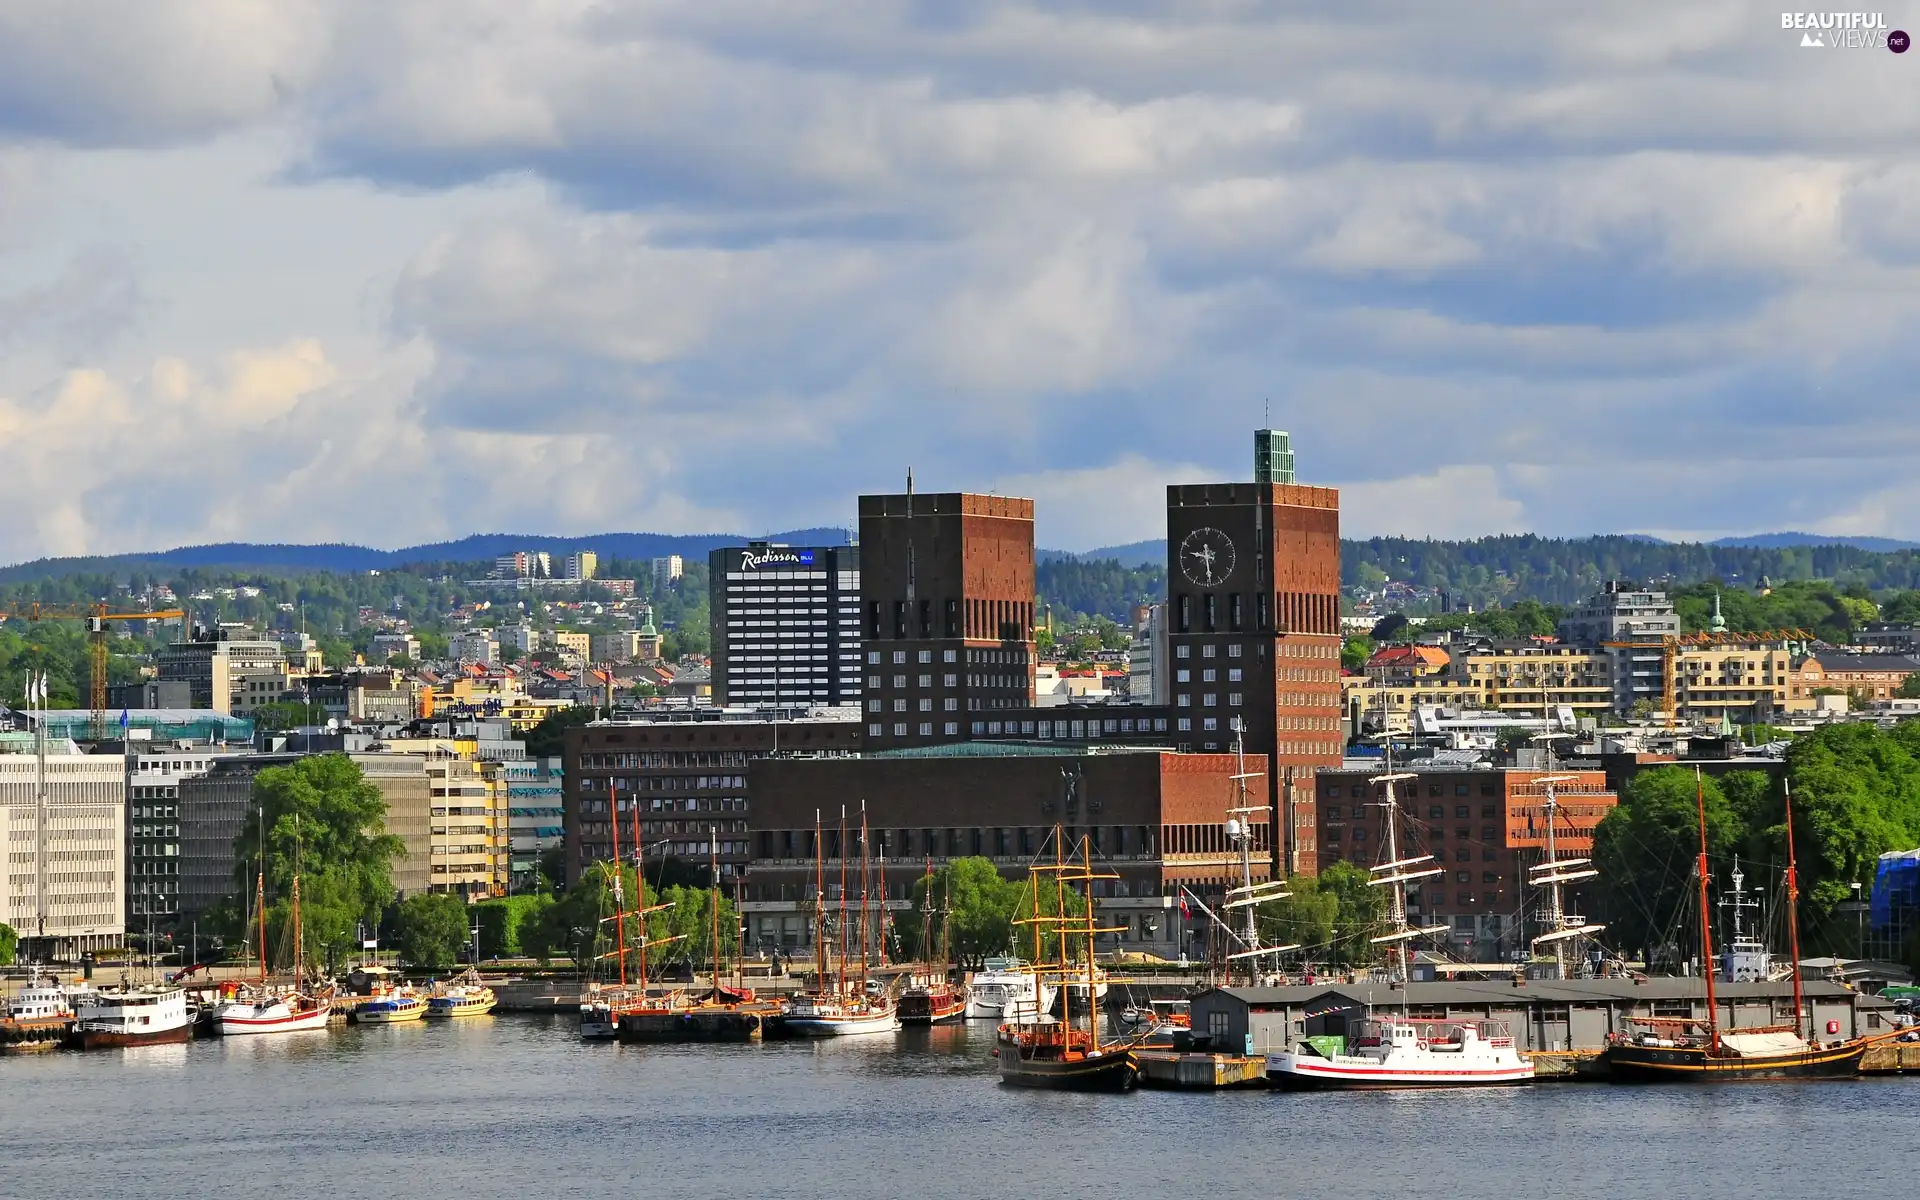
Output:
[0,602,187,738]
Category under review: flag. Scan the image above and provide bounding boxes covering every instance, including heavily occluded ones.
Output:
[119,709,129,730]
[1178,891,1191,920]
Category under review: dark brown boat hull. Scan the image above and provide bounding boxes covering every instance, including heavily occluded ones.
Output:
[1604,1040,1866,1082]
[617,1007,767,1043]
[997,1046,1137,1091]
[73,1025,193,1050]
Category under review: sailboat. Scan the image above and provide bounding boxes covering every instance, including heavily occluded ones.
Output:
[900,860,969,1025]
[622,829,774,1041]
[214,815,331,1036]
[782,806,899,1036]
[1266,769,1533,1089]
[995,828,1137,1090]
[1603,775,1868,1081]
[584,788,683,1040]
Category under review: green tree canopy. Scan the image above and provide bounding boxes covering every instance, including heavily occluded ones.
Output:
[1592,767,1741,962]
[232,754,405,970]
[394,893,471,969]
[0,922,16,966]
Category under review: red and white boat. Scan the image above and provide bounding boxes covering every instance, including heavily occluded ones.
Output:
[214,988,331,1036]
[1268,1017,1533,1089]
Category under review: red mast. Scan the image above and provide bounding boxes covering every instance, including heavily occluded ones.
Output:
[1782,779,1808,1040]
[813,810,828,988]
[631,791,649,997]
[1694,769,1719,1051]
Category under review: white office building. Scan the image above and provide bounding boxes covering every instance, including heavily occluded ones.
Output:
[708,543,863,708]
[0,738,125,955]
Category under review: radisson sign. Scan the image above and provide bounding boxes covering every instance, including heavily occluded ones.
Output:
[740,548,817,570]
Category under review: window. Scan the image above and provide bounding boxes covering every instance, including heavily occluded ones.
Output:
[1228,643,1243,658]
[1202,668,1217,682]
[893,699,907,712]
[1428,804,1444,819]
[944,649,957,663]
[1456,871,1472,883]
[1176,645,1191,659]
[1228,668,1242,682]
[1324,805,1341,819]
[867,651,880,664]
[943,698,957,711]
[918,674,932,687]
[1203,694,1217,707]
[867,675,881,689]
[1324,827,1341,843]
[1455,849,1471,862]
[893,650,907,664]
[1352,828,1367,841]
[1483,871,1500,884]
[1203,644,1218,658]
[1482,850,1499,862]
[867,700,881,713]
[1454,784,1469,797]
[893,723,907,736]
[1176,669,1191,683]
[918,699,932,711]
[868,723,883,736]
[943,722,958,736]
[1481,804,1498,817]
[944,674,957,687]
[1203,717,1218,731]
[1228,693,1243,706]
[1454,805,1470,818]
[893,674,907,688]
[918,723,933,736]
[1177,718,1192,731]
[1177,694,1191,707]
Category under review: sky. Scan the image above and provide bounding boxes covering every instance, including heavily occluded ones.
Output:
[2,2,1919,564]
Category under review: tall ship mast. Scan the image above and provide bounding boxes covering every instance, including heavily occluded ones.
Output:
[996,827,1139,1090]
[900,858,969,1025]
[213,813,331,1036]
[1526,774,1605,980]
[781,805,898,1036]
[1363,771,1449,982]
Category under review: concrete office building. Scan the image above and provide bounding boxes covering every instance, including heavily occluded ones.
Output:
[504,755,565,887]
[743,746,1265,961]
[858,488,1037,748]
[351,753,434,897]
[156,633,289,716]
[1128,603,1169,705]
[1558,583,1682,647]
[564,708,861,886]
[1166,429,1344,875]
[127,749,237,927]
[0,742,125,956]
[708,542,863,708]
[179,755,298,919]
[448,631,498,663]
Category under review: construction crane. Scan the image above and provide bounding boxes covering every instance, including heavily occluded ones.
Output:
[0,603,187,739]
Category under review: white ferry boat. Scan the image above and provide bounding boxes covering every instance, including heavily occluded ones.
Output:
[72,985,194,1049]
[1,968,76,1050]
[1267,1017,1534,1089]
[964,957,1055,1020]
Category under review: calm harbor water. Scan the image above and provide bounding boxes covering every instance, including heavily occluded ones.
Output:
[5,1017,1914,1200]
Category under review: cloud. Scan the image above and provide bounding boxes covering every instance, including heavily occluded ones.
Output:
[3,2,1920,562]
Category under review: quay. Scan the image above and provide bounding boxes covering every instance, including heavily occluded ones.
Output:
[1133,1049,1267,1089]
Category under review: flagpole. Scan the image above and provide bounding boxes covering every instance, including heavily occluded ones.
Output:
[34,670,49,953]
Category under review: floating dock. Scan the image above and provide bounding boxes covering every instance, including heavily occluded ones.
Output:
[1862,1042,1920,1074]
[1133,1049,1268,1089]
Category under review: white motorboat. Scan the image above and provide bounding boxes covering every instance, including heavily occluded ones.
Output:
[965,957,1055,1020]
[1267,1017,1534,1089]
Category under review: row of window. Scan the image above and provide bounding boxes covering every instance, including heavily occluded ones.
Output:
[867,722,960,737]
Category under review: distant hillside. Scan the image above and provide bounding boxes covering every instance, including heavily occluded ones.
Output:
[1708,532,1920,552]
[0,528,855,584]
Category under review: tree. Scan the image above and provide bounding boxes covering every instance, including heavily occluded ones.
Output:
[473,894,552,958]
[1340,636,1374,672]
[0,922,16,966]
[1317,861,1389,964]
[394,893,471,969]
[1369,614,1411,642]
[905,858,1022,968]
[251,699,328,732]
[524,705,594,758]
[230,756,405,972]
[1592,767,1742,963]
[1898,673,1920,699]
[1257,876,1337,956]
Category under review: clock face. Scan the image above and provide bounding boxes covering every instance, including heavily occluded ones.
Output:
[1179,527,1237,587]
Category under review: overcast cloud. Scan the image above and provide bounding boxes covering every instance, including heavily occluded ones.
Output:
[1,1,1917,562]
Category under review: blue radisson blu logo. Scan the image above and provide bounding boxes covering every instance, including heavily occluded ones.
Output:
[741,548,816,569]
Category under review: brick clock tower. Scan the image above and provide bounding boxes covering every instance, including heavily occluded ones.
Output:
[1166,430,1342,877]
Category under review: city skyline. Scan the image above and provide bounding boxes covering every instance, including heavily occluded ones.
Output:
[3,5,1918,562]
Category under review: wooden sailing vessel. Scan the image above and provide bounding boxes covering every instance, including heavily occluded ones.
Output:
[622,828,774,1041]
[900,860,968,1025]
[995,829,1137,1091]
[781,806,898,1037]
[214,817,331,1036]
[1604,775,1869,1081]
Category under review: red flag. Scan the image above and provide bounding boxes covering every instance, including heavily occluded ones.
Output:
[1178,892,1191,919]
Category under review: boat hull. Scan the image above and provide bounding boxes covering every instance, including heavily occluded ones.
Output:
[215,1000,331,1036]
[899,990,968,1026]
[1603,1040,1866,1082]
[350,1000,427,1024]
[1266,1052,1534,1090]
[424,999,496,1018]
[618,1007,768,1043]
[74,1024,193,1050]
[997,1046,1137,1091]
[1,1018,74,1048]
[779,1011,900,1037]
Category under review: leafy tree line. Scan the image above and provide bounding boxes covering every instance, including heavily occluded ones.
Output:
[1594,723,1920,968]
[1036,559,1165,624]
